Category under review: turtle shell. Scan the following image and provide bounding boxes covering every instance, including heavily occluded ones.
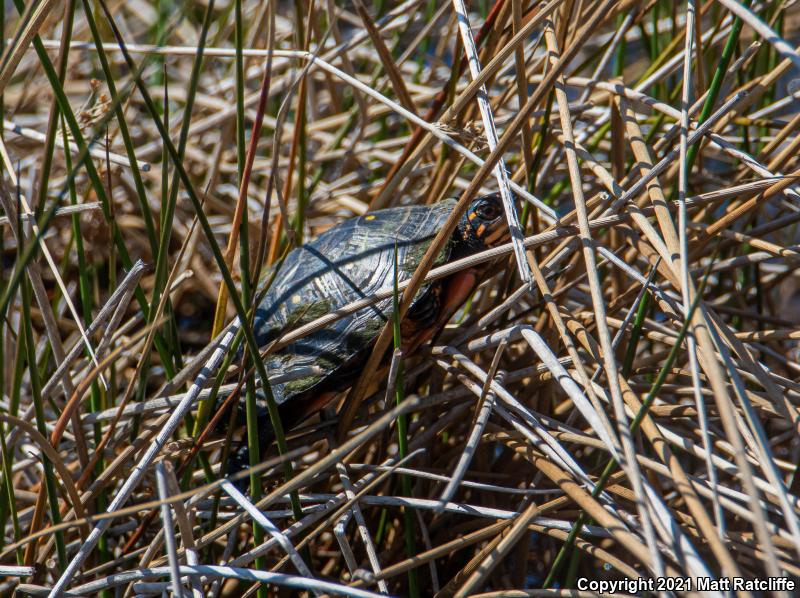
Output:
[252,198,459,422]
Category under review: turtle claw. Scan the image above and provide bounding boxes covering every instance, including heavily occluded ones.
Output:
[227,443,253,491]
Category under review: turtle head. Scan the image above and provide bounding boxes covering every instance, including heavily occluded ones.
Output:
[458,192,510,251]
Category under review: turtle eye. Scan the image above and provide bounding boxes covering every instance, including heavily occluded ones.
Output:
[475,199,502,221]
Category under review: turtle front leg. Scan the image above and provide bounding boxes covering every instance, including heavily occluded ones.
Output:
[402,268,480,353]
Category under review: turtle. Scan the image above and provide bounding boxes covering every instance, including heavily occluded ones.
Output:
[228,192,510,471]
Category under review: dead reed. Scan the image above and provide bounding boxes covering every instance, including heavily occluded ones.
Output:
[2,0,800,596]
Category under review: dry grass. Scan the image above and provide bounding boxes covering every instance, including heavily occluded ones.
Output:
[2,0,800,595]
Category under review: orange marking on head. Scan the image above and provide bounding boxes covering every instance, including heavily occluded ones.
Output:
[476,223,486,237]
[468,212,477,221]
[485,226,509,246]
